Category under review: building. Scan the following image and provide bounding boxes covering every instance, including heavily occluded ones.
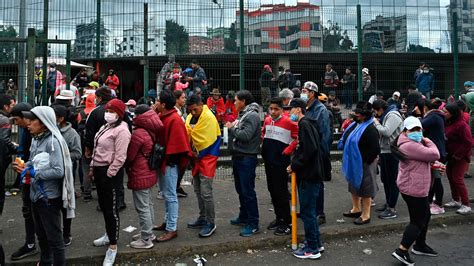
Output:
[363,15,407,53]
[207,27,231,39]
[188,36,224,55]
[74,20,109,58]
[121,26,165,57]
[448,0,474,53]
[236,2,323,54]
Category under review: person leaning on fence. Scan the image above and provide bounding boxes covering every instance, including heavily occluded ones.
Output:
[154,89,193,242]
[285,98,325,260]
[262,97,297,236]
[89,99,131,266]
[126,105,163,249]
[338,101,380,226]
[226,90,262,237]
[391,116,440,265]
[259,65,274,111]
[13,106,76,266]
[185,95,221,238]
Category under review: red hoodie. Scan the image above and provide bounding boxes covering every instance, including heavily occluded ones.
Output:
[207,97,225,122]
[445,117,474,162]
[158,109,193,174]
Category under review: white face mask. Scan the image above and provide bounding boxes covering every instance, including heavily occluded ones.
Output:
[300,93,308,102]
[104,112,118,124]
[50,67,56,72]
[423,70,429,73]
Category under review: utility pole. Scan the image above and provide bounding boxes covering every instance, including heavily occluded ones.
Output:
[27,28,36,106]
[357,4,363,101]
[144,3,149,99]
[41,0,49,106]
[239,0,244,91]
[18,0,26,102]
[96,0,101,71]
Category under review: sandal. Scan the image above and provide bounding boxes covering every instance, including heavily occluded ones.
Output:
[343,211,362,218]
[353,217,371,225]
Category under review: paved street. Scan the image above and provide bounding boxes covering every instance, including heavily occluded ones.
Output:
[160,223,474,266]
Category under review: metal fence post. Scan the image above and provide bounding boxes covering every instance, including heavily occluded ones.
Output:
[239,0,245,91]
[27,28,36,106]
[66,42,71,91]
[144,3,149,99]
[96,0,101,60]
[41,0,49,106]
[357,4,363,101]
[452,11,459,99]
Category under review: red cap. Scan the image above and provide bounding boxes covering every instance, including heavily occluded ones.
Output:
[106,99,126,118]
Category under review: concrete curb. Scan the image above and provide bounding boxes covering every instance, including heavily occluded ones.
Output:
[60,212,474,265]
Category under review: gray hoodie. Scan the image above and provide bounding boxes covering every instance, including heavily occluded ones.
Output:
[60,122,82,161]
[374,110,403,153]
[229,102,261,155]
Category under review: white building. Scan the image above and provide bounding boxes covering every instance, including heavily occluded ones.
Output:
[121,25,165,57]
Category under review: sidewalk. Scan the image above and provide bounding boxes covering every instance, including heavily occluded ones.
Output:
[1,169,474,265]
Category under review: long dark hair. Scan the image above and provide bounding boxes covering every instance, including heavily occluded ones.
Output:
[445,103,461,124]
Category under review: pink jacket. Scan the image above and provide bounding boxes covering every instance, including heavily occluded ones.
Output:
[92,121,131,177]
[175,81,189,91]
[396,133,440,197]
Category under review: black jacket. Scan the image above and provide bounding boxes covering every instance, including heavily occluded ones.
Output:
[84,102,107,150]
[0,111,16,164]
[291,117,324,182]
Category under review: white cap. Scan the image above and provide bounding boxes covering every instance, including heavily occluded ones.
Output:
[393,91,401,97]
[403,116,423,130]
[56,90,75,100]
[362,68,369,74]
[303,81,319,93]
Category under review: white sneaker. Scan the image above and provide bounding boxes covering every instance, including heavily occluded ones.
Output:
[130,238,154,249]
[444,200,462,208]
[456,205,472,215]
[430,203,445,215]
[103,248,117,266]
[93,234,110,247]
[132,233,156,241]
[156,191,164,200]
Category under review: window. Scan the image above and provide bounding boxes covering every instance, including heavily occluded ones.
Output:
[254,29,261,37]
[123,37,127,42]
[261,42,269,49]
[131,37,134,41]
[130,45,134,50]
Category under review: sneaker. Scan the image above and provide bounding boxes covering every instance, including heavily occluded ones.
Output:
[93,234,110,247]
[230,217,246,226]
[199,223,216,238]
[103,248,117,266]
[411,244,438,257]
[430,203,445,215]
[456,205,472,215]
[392,248,415,265]
[177,187,188,198]
[156,191,164,200]
[267,219,279,230]
[64,236,72,247]
[240,224,260,237]
[132,233,156,241]
[5,191,12,197]
[11,244,38,261]
[298,241,325,253]
[378,208,397,219]
[292,247,321,259]
[375,204,388,212]
[318,215,326,225]
[130,238,154,249]
[444,200,462,208]
[187,218,207,229]
[83,194,92,202]
[274,224,291,236]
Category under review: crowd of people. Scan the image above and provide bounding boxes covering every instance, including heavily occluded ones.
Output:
[0,59,473,265]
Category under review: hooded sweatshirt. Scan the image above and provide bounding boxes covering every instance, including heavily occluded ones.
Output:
[28,106,75,218]
[229,102,262,155]
[60,122,82,161]
[374,106,403,153]
[396,133,440,197]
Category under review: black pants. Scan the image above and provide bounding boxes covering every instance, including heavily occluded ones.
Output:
[32,197,65,266]
[0,160,9,215]
[400,193,431,249]
[264,164,291,225]
[21,185,36,245]
[115,167,125,208]
[428,177,444,206]
[94,166,120,245]
[61,208,72,239]
[0,242,4,266]
[380,153,400,209]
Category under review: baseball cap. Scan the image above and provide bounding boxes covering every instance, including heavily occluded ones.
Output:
[303,81,321,95]
[403,116,423,131]
[10,102,32,117]
[393,91,401,97]
[125,99,137,106]
[285,98,306,110]
[21,111,38,120]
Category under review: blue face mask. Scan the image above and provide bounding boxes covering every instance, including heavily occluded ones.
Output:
[407,131,423,143]
[290,114,298,122]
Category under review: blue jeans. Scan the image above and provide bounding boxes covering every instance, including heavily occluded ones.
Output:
[298,180,322,251]
[316,182,325,217]
[232,155,259,226]
[159,165,179,231]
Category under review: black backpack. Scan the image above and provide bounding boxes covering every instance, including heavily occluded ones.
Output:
[144,130,165,170]
[390,135,407,162]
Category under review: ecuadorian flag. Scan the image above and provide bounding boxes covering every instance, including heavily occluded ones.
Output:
[186,105,221,177]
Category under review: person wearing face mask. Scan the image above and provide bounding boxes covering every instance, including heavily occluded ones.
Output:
[415,65,435,100]
[391,116,440,265]
[89,99,131,266]
[285,98,325,259]
[46,62,63,104]
[303,81,332,225]
[261,97,298,236]
[338,101,380,226]
[443,104,474,215]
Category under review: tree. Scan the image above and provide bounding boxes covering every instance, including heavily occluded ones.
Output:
[322,21,354,52]
[407,44,435,53]
[224,22,237,53]
[0,25,18,63]
[164,20,189,55]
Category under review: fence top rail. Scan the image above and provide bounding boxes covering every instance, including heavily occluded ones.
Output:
[0,38,71,45]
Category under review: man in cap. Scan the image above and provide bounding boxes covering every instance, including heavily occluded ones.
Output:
[186,60,208,98]
[105,69,120,92]
[362,68,372,100]
[304,81,332,225]
[206,88,225,123]
[388,91,402,109]
[54,76,80,106]
[286,98,325,259]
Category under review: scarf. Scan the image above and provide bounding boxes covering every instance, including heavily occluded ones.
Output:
[31,106,75,218]
[339,118,374,190]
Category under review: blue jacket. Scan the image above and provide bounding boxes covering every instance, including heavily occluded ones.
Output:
[306,99,332,155]
[416,73,435,93]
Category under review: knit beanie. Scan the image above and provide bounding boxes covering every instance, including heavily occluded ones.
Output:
[106,99,126,118]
